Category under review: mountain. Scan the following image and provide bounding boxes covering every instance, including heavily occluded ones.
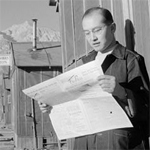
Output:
[0,21,61,76]
[0,21,60,43]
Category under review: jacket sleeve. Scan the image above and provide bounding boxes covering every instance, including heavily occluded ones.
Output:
[126,54,149,122]
[127,54,149,102]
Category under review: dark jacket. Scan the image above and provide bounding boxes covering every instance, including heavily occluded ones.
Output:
[73,42,149,150]
[82,42,149,126]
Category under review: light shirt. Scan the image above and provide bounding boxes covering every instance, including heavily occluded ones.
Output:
[95,43,118,65]
[95,50,112,65]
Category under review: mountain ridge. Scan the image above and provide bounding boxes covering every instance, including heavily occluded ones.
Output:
[0,21,61,77]
[1,21,60,43]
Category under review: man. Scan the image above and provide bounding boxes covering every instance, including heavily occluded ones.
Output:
[39,7,149,150]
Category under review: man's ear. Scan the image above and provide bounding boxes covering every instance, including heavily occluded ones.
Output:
[111,23,116,33]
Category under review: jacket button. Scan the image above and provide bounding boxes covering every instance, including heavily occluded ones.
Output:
[140,86,144,90]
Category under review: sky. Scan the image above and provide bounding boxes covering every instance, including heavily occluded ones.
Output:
[0,0,60,31]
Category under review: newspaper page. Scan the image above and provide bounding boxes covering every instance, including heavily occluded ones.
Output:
[23,60,133,140]
[23,60,102,106]
[50,84,133,140]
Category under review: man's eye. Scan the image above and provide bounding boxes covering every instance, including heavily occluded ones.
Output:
[85,32,90,36]
[94,28,102,33]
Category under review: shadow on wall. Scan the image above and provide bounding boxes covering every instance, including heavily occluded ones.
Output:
[125,19,135,51]
[125,19,150,150]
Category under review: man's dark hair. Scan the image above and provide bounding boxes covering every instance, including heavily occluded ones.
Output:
[82,7,114,25]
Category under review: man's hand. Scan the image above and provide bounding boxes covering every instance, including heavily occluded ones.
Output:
[97,75,116,93]
[38,101,53,114]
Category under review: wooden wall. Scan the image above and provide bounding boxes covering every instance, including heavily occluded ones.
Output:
[60,0,150,76]
[59,0,150,149]
[12,66,62,149]
[10,42,63,149]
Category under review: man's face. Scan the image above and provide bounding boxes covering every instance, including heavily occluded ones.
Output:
[82,13,115,53]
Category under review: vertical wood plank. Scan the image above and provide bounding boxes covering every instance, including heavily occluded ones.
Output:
[132,0,150,76]
[101,0,111,10]
[60,0,68,71]
[11,70,18,147]
[113,0,125,46]
[73,0,86,67]
[18,69,26,136]
[63,0,76,71]
[84,0,100,9]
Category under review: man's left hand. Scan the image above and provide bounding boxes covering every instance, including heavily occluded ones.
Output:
[97,75,116,93]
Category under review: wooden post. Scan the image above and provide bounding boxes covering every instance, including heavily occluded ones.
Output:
[31,98,38,149]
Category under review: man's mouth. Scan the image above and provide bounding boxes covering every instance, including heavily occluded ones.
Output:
[93,42,100,47]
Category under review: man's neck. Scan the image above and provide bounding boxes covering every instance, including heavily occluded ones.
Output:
[101,40,117,54]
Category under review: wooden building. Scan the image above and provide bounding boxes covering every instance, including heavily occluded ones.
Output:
[0,42,63,149]
[51,0,150,149]
[58,0,150,76]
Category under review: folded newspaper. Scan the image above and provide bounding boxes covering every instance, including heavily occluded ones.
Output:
[23,60,133,140]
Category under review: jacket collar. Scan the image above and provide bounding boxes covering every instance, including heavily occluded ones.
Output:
[85,42,126,61]
[111,42,126,59]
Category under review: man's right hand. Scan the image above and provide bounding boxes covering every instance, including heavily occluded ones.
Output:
[38,101,53,114]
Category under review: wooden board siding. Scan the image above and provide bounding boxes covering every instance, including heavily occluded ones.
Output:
[11,42,62,67]
[9,42,63,149]
[0,76,11,127]
[60,0,150,77]
[4,90,11,125]
[12,66,62,149]
[59,0,150,149]
[132,0,150,75]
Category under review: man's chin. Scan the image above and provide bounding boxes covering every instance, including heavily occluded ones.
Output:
[94,47,103,52]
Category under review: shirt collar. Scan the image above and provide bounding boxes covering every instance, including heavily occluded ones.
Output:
[85,41,126,62]
[110,42,126,59]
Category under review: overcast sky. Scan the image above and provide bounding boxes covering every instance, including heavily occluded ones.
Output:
[0,0,60,31]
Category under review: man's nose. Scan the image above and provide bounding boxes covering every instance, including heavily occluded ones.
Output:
[90,32,97,41]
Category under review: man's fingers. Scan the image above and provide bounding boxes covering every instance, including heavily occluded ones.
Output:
[97,75,115,81]
[38,101,53,114]
[38,101,48,107]
[97,75,116,93]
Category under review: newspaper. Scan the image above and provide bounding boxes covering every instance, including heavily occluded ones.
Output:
[23,60,133,140]
[22,60,102,106]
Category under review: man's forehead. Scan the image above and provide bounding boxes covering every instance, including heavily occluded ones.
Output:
[83,12,105,23]
[82,13,105,29]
